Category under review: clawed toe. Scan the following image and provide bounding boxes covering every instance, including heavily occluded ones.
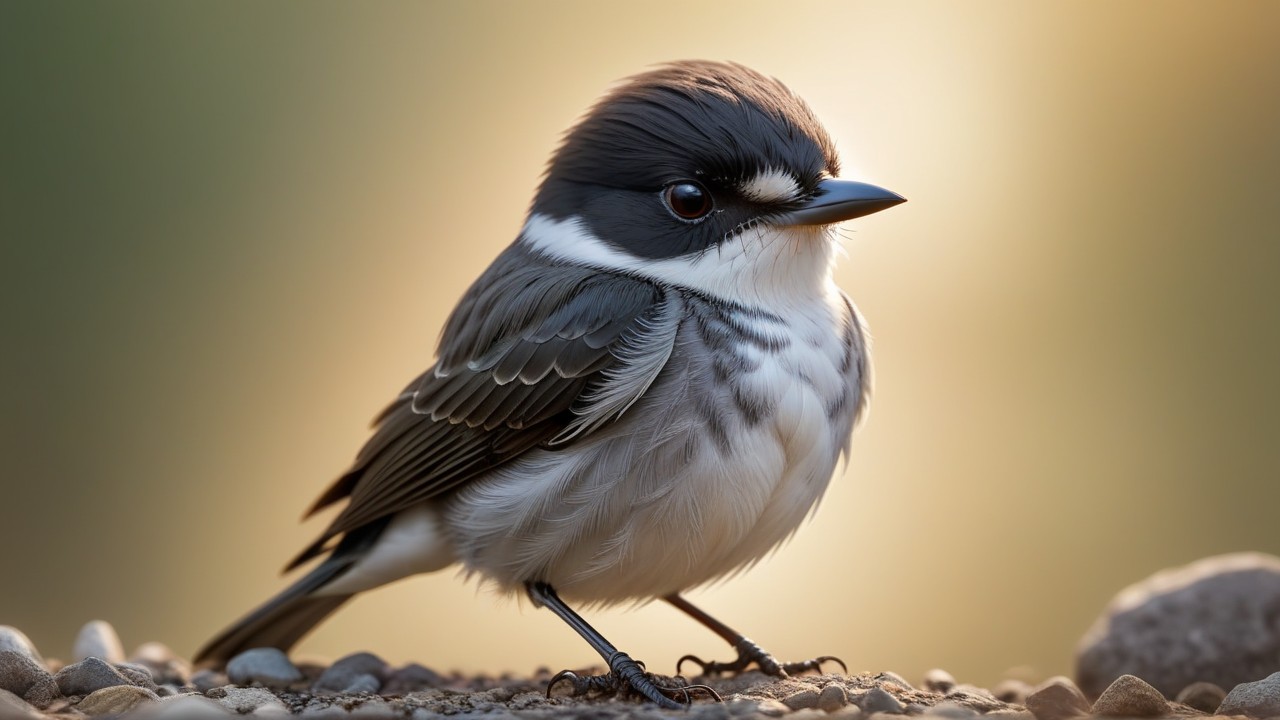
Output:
[677,638,845,678]
[546,652,722,708]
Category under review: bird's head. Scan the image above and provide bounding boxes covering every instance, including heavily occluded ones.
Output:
[522,61,904,305]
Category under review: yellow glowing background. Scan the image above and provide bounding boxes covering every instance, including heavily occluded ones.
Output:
[4,1,1280,688]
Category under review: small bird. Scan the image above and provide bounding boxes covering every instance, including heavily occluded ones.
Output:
[196,60,904,707]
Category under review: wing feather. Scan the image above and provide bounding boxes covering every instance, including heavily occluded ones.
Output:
[288,244,674,571]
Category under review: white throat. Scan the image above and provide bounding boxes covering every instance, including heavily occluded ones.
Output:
[519,213,840,311]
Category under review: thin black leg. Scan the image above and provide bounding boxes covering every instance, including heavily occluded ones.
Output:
[527,582,719,708]
[664,594,846,677]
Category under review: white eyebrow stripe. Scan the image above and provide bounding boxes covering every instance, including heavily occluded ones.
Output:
[738,168,801,203]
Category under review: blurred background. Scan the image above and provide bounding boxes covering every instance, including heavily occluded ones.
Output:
[3,1,1279,688]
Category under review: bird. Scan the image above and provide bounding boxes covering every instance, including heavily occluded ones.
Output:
[195,60,905,708]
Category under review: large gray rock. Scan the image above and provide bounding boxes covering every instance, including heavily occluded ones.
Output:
[1076,552,1280,698]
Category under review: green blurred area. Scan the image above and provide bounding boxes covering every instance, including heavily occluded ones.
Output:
[3,1,1279,686]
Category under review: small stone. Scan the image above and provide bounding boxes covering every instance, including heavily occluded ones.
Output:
[73,621,126,664]
[313,651,387,692]
[382,663,445,694]
[130,642,192,685]
[0,650,54,697]
[1091,674,1168,717]
[985,712,1035,720]
[55,657,132,696]
[226,648,303,688]
[860,687,906,714]
[785,688,822,710]
[923,669,956,694]
[692,703,734,720]
[819,684,850,712]
[217,687,286,714]
[77,684,160,715]
[21,676,60,709]
[993,680,1033,704]
[115,662,159,690]
[145,693,233,717]
[877,672,916,690]
[342,673,382,694]
[1217,672,1280,718]
[350,697,395,717]
[1176,682,1227,713]
[253,704,292,716]
[927,701,979,718]
[0,688,42,719]
[0,628,43,665]
[1025,677,1090,720]
[191,668,228,692]
[755,698,792,717]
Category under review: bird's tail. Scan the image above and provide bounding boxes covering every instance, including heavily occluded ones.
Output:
[193,556,355,667]
[194,519,393,667]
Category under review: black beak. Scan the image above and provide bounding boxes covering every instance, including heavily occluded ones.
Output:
[774,179,906,226]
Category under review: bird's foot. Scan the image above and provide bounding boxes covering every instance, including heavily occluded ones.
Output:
[546,652,722,709]
[677,636,846,678]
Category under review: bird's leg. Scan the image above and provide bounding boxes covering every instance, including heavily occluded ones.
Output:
[665,594,846,678]
[527,582,721,708]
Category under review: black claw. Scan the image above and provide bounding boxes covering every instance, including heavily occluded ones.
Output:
[545,655,718,709]
[677,641,846,679]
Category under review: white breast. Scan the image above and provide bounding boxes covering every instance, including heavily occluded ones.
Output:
[441,216,862,602]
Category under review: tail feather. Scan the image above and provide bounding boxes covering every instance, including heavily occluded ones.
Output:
[194,557,355,667]
[198,511,395,667]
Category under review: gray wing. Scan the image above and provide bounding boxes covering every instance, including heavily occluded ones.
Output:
[285,243,674,571]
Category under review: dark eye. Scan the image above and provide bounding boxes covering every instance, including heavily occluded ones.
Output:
[663,181,713,220]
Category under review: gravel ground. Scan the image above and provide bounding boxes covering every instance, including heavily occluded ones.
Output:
[3,620,1278,719]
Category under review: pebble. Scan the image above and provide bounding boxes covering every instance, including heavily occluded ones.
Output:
[143,693,233,717]
[191,668,229,692]
[877,672,916,690]
[130,642,192,685]
[0,628,43,664]
[819,684,850,712]
[22,677,61,710]
[1176,681,1227,713]
[73,621,126,664]
[382,663,445,694]
[226,648,303,687]
[992,680,1033,704]
[0,650,54,697]
[754,698,793,717]
[0,688,42,719]
[115,662,159,690]
[784,688,822,710]
[859,687,906,714]
[927,701,979,718]
[342,672,382,694]
[216,686,286,714]
[1024,677,1090,720]
[313,651,387,692]
[1076,552,1280,697]
[923,669,957,694]
[1091,674,1168,717]
[55,656,133,696]
[1216,672,1280,718]
[77,684,159,715]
